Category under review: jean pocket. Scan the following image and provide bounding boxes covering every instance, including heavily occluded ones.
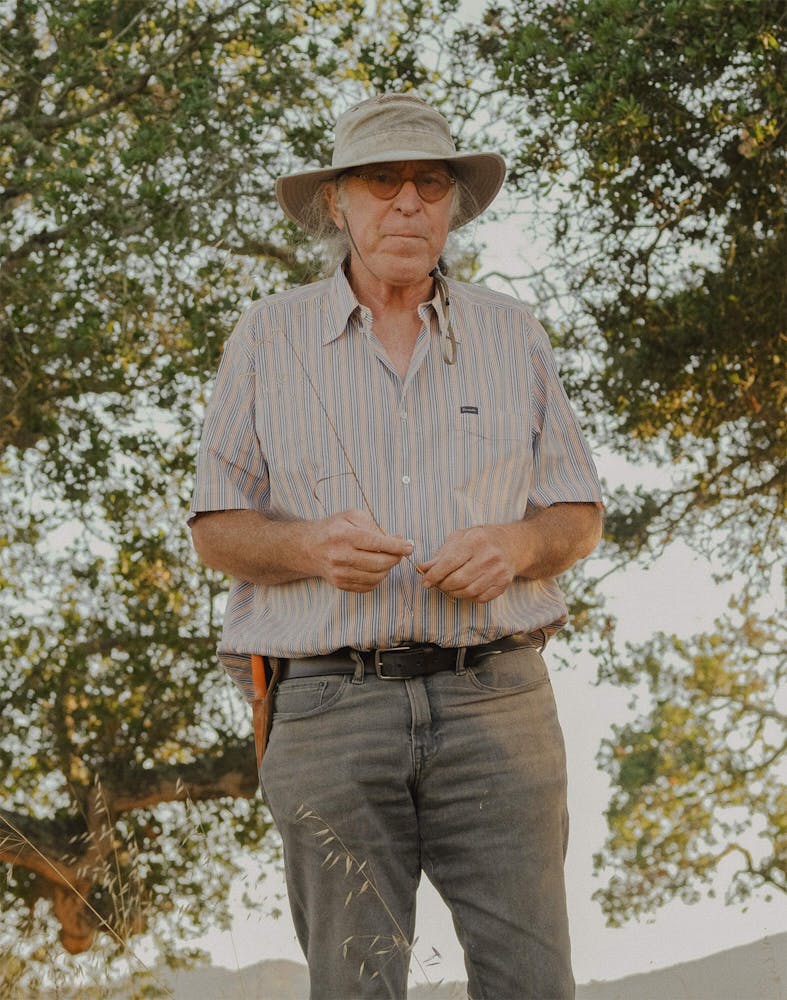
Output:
[272,675,349,719]
[467,646,549,693]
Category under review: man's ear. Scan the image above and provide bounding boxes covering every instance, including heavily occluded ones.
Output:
[324,181,345,230]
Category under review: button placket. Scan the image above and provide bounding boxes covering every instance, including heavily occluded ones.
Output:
[394,386,417,635]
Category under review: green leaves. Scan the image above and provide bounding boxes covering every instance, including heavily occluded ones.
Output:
[475,0,786,572]
[594,603,786,922]
[2,0,318,452]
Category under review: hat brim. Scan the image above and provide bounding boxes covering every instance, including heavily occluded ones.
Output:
[275,151,506,233]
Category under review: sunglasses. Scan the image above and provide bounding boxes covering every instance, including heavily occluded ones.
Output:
[345,166,456,203]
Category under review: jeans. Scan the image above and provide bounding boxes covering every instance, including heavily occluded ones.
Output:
[259,644,574,1000]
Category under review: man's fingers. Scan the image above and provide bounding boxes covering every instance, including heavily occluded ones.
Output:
[342,508,379,529]
[426,565,472,593]
[340,549,407,574]
[418,527,515,601]
[418,551,468,588]
[333,510,413,558]
[356,529,413,557]
[335,571,392,592]
[316,510,415,591]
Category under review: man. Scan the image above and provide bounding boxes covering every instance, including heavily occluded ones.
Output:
[190,93,603,1000]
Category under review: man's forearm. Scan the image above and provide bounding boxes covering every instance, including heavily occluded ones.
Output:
[190,510,317,585]
[191,503,602,600]
[499,502,603,580]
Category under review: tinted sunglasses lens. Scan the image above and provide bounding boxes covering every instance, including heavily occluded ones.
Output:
[364,171,400,198]
[415,173,452,201]
[362,170,452,201]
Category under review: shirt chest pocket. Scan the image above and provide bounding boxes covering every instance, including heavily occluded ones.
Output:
[447,408,532,522]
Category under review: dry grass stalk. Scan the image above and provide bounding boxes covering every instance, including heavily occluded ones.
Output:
[296,803,435,986]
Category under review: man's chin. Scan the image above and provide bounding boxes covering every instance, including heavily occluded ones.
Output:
[376,252,435,283]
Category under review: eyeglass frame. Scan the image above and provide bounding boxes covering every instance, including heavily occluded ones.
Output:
[340,164,457,203]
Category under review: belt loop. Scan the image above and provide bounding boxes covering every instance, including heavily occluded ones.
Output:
[455,646,467,675]
[349,649,365,685]
[538,628,548,652]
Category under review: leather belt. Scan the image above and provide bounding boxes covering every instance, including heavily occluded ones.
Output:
[279,630,548,682]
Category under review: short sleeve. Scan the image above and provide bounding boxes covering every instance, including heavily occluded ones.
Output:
[527,314,603,510]
[188,308,270,522]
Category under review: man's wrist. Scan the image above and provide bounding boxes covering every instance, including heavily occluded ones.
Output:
[488,521,538,579]
[265,516,323,581]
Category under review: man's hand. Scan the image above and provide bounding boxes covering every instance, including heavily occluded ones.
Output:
[418,525,515,603]
[306,509,414,593]
[417,504,602,603]
[190,507,412,590]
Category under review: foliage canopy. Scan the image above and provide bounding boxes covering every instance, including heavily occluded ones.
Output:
[473,0,785,568]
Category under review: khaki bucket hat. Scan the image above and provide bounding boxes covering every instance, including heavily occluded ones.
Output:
[275,93,506,233]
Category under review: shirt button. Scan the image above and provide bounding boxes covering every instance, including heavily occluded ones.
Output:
[400,410,408,420]
[402,475,411,485]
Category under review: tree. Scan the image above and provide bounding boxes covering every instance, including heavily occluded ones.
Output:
[470,0,786,919]
[595,602,786,922]
[0,0,481,986]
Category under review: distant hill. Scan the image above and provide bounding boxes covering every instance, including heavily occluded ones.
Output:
[154,931,787,999]
[36,930,787,999]
[576,931,787,1000]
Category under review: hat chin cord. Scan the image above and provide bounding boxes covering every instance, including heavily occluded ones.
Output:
[340,211,457,366]
[430,266,456,365]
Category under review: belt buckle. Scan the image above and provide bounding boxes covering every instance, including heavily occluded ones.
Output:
[374,646,413,679]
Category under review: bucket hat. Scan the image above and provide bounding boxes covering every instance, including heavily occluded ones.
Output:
[275,93,506,233]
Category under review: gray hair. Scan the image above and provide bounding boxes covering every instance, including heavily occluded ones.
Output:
[299,171,479,277]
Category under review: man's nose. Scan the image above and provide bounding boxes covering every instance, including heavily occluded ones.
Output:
[392,179,422,211]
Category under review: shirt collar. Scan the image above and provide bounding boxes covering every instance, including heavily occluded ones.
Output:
[323,264,361,345]
[323,264,441,345]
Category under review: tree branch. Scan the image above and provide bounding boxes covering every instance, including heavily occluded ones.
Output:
[223,237,302,270]
[109,741,258,813]
[0,805,92,887]
[0,739,258,953]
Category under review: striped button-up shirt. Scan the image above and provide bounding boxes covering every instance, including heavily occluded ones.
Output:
[190,266,603,699]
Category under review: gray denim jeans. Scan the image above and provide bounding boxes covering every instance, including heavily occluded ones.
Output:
[259,645,574,1000]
